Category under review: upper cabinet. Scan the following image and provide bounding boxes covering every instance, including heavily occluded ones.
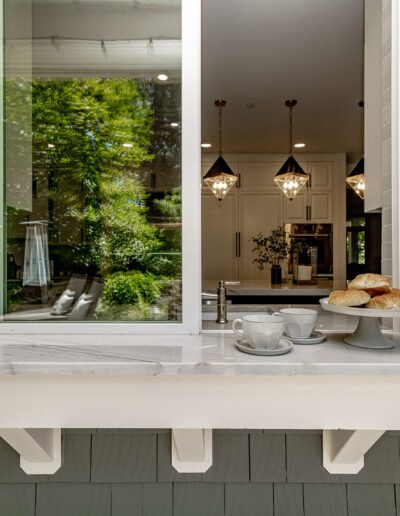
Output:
[237,161,284,191]
[281,162,333,223]
[284,192,308,223]
[309,192,333,222]
[308,162,333,190]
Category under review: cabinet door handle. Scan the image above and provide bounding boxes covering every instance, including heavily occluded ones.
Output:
[235,232,241,257]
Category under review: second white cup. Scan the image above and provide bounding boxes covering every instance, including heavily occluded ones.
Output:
[273,308,318,339]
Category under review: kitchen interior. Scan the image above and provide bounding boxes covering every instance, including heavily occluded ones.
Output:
[201,0,384,330]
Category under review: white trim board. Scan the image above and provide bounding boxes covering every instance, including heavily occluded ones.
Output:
[1,375,400,430]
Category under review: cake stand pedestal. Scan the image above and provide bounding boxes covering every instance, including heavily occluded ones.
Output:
[320,297,400,350]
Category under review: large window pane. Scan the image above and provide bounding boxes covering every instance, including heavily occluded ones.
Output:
[4,0,182,322]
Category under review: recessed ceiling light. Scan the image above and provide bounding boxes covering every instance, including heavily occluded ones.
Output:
[157,74,168,81]
[170,122,179,127]
[122,143,133,148]
[201,143,212,148]
[47,143,55,149]
[294,142,306,148]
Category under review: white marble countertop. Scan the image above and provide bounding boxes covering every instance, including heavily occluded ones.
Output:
[1,330,400,376]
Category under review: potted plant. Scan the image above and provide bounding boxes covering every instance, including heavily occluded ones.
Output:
[252,226,289,284]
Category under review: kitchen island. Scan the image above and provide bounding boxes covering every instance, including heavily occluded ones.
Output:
[202,279,343,304]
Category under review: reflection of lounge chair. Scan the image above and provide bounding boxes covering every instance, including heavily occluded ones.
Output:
[50,275,88,316]
[5,274,88,321]
[67,279,103,321]
[64,275,87,299]
[4,276,104,322]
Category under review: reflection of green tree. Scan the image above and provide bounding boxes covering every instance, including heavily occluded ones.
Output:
[6,77,182,318]
[31,78,161,275]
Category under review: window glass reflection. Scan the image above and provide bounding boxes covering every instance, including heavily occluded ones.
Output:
[5,0,182,322]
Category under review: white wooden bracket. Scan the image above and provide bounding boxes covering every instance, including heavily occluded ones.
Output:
[323,429,385,474]
[171,429,212,473]
[0,429,62,474]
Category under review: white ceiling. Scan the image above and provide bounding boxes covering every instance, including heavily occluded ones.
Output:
[201,0,365,161]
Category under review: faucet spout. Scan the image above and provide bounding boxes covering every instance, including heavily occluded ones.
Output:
[216,280,240,324]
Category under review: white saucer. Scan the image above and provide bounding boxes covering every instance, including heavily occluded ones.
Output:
[235,338,293,356]
[284,330,326,345]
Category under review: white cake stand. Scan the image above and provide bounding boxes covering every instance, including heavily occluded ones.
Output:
[320,297,400,349]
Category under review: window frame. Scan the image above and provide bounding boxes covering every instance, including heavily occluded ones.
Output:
[0,0,202,335]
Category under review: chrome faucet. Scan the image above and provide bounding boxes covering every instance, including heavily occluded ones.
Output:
[216,280,240,324]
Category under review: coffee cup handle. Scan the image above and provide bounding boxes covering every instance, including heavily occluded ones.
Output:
[232,318,244,338]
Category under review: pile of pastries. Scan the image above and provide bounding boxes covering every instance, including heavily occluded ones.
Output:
[328,273,400,309]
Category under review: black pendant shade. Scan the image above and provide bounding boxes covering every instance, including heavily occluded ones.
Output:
[346,157,365,199]
[276,155,307,178]
[205,156,236,178]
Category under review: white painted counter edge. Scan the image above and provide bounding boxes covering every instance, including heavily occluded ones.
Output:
[0,372,397,475]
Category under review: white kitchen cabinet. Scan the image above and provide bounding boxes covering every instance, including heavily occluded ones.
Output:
[283,192,333,223]
[308,162,333,190]
[201,154,345,282]
[237,161,283,190]
[283,161,334,223]
[309,191,333,222]
[238,193,283,280]
[284,193,308,223]
[201,193,238,281]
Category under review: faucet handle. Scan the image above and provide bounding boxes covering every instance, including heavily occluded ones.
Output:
[224,281,240,286]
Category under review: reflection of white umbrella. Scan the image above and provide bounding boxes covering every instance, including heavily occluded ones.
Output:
[21,221,50,286]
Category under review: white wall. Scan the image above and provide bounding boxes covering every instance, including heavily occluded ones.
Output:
[364,0,382,212]
[381,0,392,278]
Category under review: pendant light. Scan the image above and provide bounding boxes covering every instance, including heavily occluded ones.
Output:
[346,157,365,199]
[274,99,309,200]
[203,99,238,201]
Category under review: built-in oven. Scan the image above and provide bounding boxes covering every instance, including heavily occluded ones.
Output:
[286,223,333,278]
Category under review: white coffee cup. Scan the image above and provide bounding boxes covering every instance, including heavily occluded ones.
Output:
[232,314,285,350]
[273,308,317,339]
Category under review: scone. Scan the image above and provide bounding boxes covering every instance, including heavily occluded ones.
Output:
[367,292,400,309]
[347,273,391,296]
[328,289,370,307]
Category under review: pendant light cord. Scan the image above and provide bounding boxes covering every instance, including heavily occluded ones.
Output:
[218,102,223,156]
[215,99,226,157]
[285,99,297,156]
